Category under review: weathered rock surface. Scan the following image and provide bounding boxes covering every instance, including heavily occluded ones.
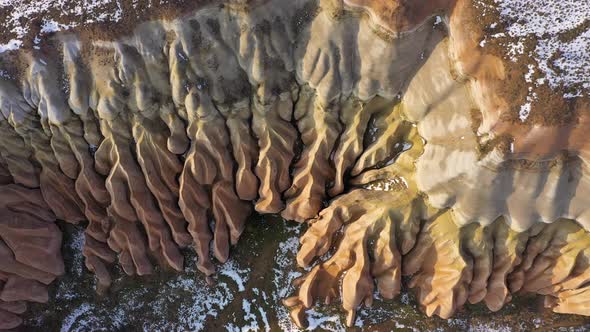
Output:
[0,185,62,329]
[1,0,590,329]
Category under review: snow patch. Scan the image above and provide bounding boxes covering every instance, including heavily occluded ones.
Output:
[0,0,125,53]
[0,39,22,53]
[219,260,250,292]
[60,303,93,332]
[479,0,590,100]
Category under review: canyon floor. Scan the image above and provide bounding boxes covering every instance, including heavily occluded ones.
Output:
[22,214,590,332]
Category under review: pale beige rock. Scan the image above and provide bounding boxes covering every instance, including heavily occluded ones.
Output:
[0,120,40,189]
[0,0,589,329]
[403,212,472,319]
[484,220,528,311]
[343,0,455,34]
[179,90,251,274]
[285,189,417,327]
[282,87,341,222]
[285,127,427,327]
[252,92,298,213]
[218,101,259,202]
[329,97,388,196]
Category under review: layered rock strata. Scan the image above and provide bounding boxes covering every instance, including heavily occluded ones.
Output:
[1,0,590,329]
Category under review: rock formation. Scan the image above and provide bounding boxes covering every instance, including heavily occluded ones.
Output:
[0,185,62,329]
[1,0,590,329]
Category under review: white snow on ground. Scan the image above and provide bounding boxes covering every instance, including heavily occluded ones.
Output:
[171,281,234,331]
[0,0,124,53]
[166,257,251,331]
[272,226,305,332]
[258,304,271,331]
[272,233,302,299]
[50,242,252,332]
[30,222,590,332]
[219,260,250,292]
[305,309,342,331]
[478,0,590,110]
[69,228,85,276]
[55,229,86,301]
[498,0,590,93]
[60,303,92,332]
[0,39,22,53]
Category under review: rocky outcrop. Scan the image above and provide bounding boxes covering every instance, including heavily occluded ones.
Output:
[0,185,62,329]
[281,1,590,326]
[1,0,590,329]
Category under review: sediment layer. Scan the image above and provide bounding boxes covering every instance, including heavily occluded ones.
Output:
[1,0,590,329]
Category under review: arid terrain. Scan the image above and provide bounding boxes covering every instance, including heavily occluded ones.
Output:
[1,0,590,330]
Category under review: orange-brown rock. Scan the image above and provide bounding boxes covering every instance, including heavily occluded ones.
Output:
[252,92,298,213]
[282,87,341,222]
[284,123,429,327]
[0,0,589,329]
[511,220,590,315]
[179,90,251,275]
[344,0,455,33]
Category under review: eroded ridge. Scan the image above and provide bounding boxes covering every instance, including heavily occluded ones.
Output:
[292,201,590,327]
[0,184,63,330]
[284,123,427,326]
[286,141,590,327]
[282,1,590,325]
[0,0,442,290]
[1,0,590,329]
